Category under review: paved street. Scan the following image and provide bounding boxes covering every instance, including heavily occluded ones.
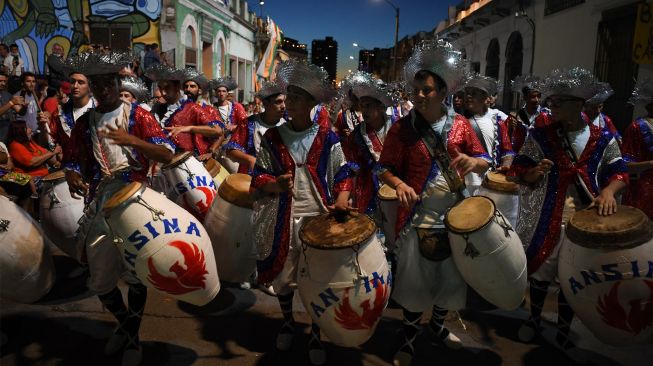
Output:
[1,253,651,366]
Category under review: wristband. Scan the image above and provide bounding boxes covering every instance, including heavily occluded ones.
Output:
[394,181,405,190]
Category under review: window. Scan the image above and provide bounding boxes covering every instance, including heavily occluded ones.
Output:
[89,25,131,51]
[545,0,585,16]
[185,26,197,67]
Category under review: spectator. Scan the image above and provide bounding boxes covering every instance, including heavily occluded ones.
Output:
[42,82,70,116]
[0,140,38,200]
[12,72,40,131]
[0,72,23,143]
[46,42,66,84]
[7,121,61,178]
[4,44,24,78]
[0,44,8,74]
[143,43,161,70]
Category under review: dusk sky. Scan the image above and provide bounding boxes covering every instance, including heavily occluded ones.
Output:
[248,0,459,80]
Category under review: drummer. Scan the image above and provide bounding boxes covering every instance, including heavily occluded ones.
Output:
[63,52,175,366]
[582,82,621,144]
[376,40,491,366]
[507,75,546,153]
[224,80,286,173]
[340,71,395,217]
[622,79,653,219]
[208,76,248,173]
[251,60,354,366]
[462,74,514,194]
[509,67,628,361]
[119,75,150,110]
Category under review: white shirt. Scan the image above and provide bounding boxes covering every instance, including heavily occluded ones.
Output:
[90,103,131,177]
[73,98,95,122]
[0,141,8,155]
[253,117,285,156]
[218,103,232,124]
[14,92,38,131]
[4,54,23,77]
[566,124,590,159]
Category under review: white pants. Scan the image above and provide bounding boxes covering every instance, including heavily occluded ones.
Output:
[272,216,312,295]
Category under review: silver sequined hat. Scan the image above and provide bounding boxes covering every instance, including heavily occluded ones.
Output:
[340,71,395,107]
[120,75,149,103]
[144,64,184,82]
[628,77,653,105]
[403,39,466,96]
[511,74,543,94]
[541,67,604,101]
[275,59,334,103]
[256,80,285,100]
[209,76,238,91]
[464,73,500,96]
[179,68,209,90]
[58,51,135,76]
[586,82,614,105]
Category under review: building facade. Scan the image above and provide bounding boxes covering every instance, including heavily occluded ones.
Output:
[282,38,308,60]
[311,37,338,84]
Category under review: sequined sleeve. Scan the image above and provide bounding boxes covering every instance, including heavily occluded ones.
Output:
[598,136,629,187]
[376,121,404,178]
[498,118,515,159]
[326,132,356,195]
[621,121,643,163]
[62,114,86,174]
[132,105,175,153]
[450,116,492,162]
[603,114,621,141]
[224,115,251,153]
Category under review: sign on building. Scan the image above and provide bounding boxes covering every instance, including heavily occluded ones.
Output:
[633,2,653,64]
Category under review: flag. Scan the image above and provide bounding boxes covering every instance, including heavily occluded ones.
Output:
[257,18,282,79]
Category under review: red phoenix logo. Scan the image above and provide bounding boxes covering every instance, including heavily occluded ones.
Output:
[334,283,390,330]
[596,280,653,335]
[148,240,209,295]
[182,186,216,219]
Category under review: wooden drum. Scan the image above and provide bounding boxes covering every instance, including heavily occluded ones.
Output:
[203,158,230,189]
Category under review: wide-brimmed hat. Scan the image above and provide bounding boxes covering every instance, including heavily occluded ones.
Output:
[179,67,208,90]
[120,76,149,103]
[144,64,184,82]
[403,39,466,96]
[57,51,135,77]
[628,77,653,105]
[209,76,238,91]
[541,67,604,101]
[340,71,396,107]
[275,59,334,103]
[464,73,500,96]
[586,82,613,105]
[511,74,543,94]
[256,80,285,100]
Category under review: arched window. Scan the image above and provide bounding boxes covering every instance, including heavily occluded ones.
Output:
[185,26,197,67]
[217,39,225,76]
[503,32,523,110]
[485,38,500,79]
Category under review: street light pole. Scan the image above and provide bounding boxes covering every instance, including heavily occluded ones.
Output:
[381,0,399,81]
[259,1,264,18]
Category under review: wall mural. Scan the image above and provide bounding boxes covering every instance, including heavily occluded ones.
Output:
[0,0,161,74]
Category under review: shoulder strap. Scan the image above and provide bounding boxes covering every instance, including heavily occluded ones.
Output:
[556,127,594,204]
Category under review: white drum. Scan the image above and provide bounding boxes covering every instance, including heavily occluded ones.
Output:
[559,206,653,346]
[445,196,527,310]
[103,182,220,306]
[477,171,519,228]
[204,173,256,283]
[378,184,398,252]
[39,170,85,260]
[0,195,55,303]
[298,212,391,347]
[162,152,217,221]
[203,158,230,189]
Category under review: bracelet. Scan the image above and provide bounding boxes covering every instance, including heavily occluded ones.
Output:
[394,181,405,190]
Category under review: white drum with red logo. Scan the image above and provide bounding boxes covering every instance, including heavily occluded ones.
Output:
[0,195,55,303]
[445,196,527,310]
[205,173,256,283]
[298,212,391,347]
[477,171,519,228]
[378,184,398,252]
[559,206,653,346]
[203,158,230,189]
[162,152,217,221]
[39,170,85,260]
[103,182,220,306]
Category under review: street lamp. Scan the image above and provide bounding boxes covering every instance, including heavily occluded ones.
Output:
[376,0,399,81]
[259,1,264,18]
[352,42,373,72]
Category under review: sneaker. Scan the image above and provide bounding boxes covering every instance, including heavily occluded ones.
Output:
[517,319,539,343]
[275,321,294,351]
[239,281,251,290]
[104,329,128,356]
[440,331,463,350]
[121,346,143,366]
[257,283,277,297]
[393,350,413,366]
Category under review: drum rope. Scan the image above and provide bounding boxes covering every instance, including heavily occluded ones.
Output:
[351,244,366,279]
[180,162,196,181]
[462,234,480,258]
[136,196,166,221]
[300,242,311,279]
[47,182,61,209]
[0,219,9,232]
[495,209,513,237]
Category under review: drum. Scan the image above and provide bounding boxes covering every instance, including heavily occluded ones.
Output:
[203,158,230,188]
[445,196,527,310]
[103,182,220,306]
[558,206,653,346]
[204,174,256,283]
[477,171,519,228]
[378,184,398,251]
[297,212,391,347]
[162,151,217,221]
[39,170,85,260]
[0,195,55,303]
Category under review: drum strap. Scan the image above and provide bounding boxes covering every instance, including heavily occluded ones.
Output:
[413,111,467,197]
[557,128,594,205]
[469,116,490,157]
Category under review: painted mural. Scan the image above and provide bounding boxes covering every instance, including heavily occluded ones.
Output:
[0,0,161,74]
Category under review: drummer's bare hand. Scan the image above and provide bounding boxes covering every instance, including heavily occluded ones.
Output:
[450,153,477,176]
[523,159,553,183]
[396,181,419,209]
[37,111,51,125]
[495,165,510,174]
[165,125,192,138]
[328,193,354,212]
[276,173,294,192]
[99,125,138,146]
[507,113,519,130]
[197,153,212,162]
[65,170,88,199]
[590,192,617,216]
[53,145,62,155]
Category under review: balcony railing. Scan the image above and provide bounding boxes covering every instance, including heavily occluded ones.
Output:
[545,0,585,16]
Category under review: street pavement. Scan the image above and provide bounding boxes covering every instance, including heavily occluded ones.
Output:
[1,254,651,366]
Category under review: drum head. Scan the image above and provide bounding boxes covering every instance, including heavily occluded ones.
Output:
[378,184,398,201]
[162,151,193,170]
[42,170,66,182]
[482,172,518,193]
[203,158,222,178]
[218,173,254,209]
[102,182,145,214]
[445,196,495,234]
[566,205,653,249]
[299,212,376,249]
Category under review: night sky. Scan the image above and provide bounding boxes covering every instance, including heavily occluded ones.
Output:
[249,0,458,80]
